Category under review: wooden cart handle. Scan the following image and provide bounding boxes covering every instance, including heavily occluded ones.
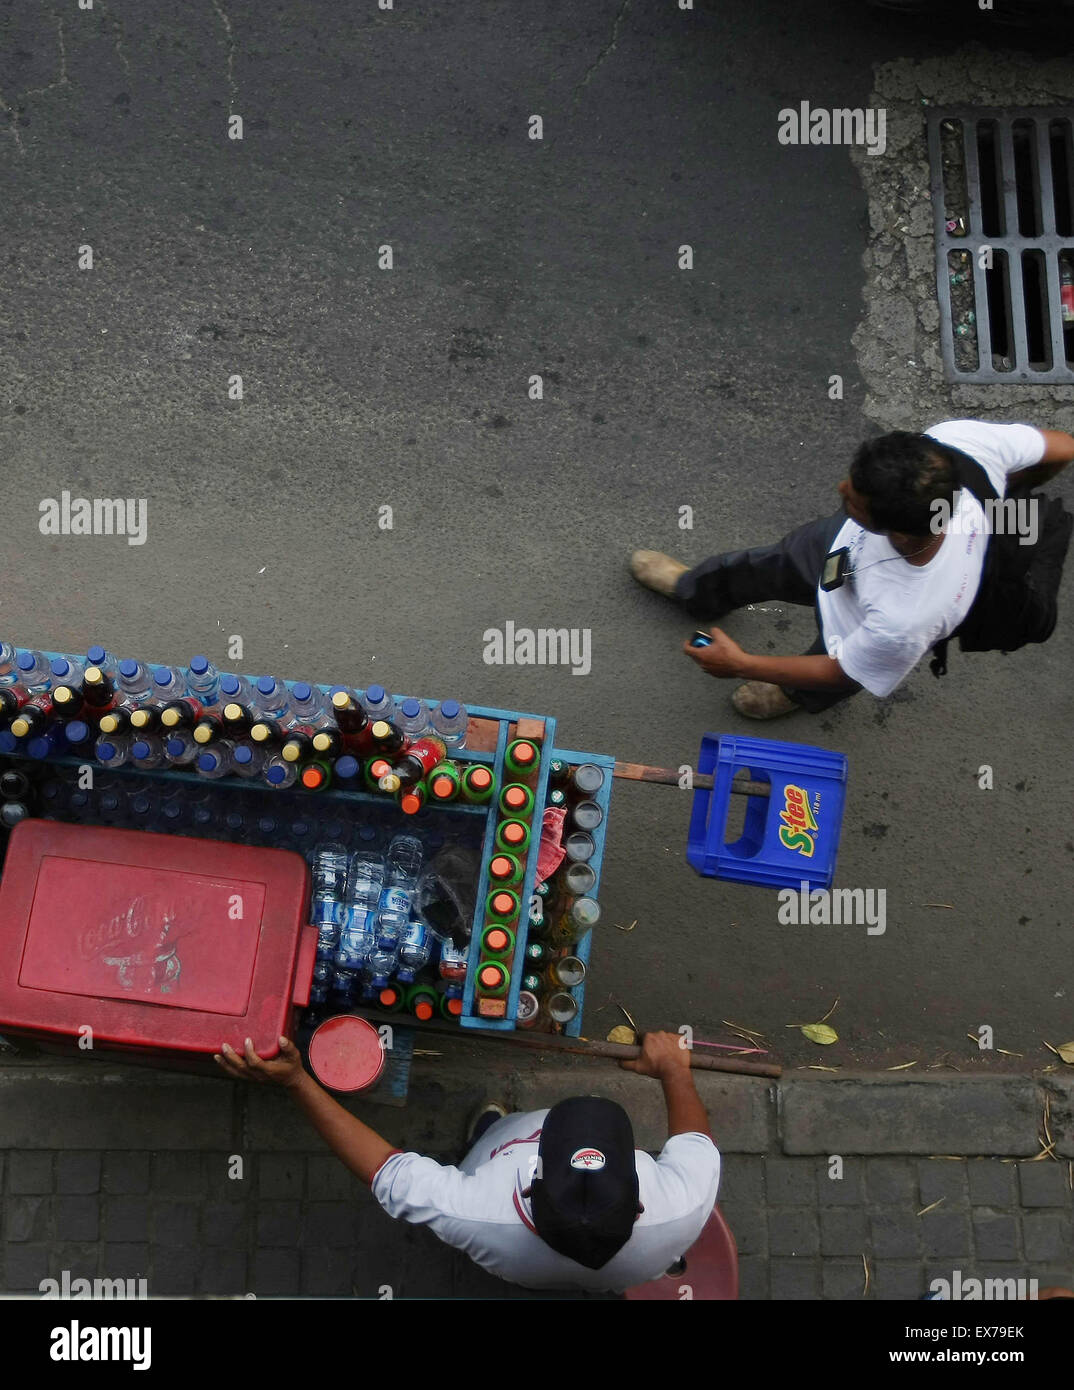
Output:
[613,761,770,797]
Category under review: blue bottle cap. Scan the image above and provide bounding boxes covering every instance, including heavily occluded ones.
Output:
[401,698,421,717]
[119,659,140,678]
[293,682,313,702]
[291,820,310,838]
[69,790,89,809]
[27,736,52,758]
[197,752,219,772]
[0,732,17,753]
[97,742,117,761]
[190,655,209,675]
[266,764,288,784]
[366,684,386,704]
[258,816,277,834]
[65,721,90,744]
[86,645,108,665]
[131,741,151,760]
[220,673,240,694]
[101,793,120,812]
[334,755,359,779]
[233,745,253,765]
[166,738,187,758]
[153,667,175,688]
[225,811,243,830]
[439,699,460,719]
[131,795,151,816]
[193,806,213,825]
[358,825,376,842]
[257,675,277,696]
[162,801,181,818]
[50,657,72,678]
[16,652,35,671]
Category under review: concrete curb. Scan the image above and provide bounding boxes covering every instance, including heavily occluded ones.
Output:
[3,1058,1069,1159]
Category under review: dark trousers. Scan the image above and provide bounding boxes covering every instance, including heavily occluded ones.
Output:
[674,512,861,713]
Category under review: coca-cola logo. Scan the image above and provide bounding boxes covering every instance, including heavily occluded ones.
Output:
[79,898,162,960]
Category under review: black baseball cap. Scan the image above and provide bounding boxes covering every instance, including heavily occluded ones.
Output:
[529,1097,640,1269]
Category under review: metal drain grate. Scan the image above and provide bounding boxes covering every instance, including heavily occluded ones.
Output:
[928,108,1074,383]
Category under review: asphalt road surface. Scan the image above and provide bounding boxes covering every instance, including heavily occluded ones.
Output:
[1,0,1071,1071]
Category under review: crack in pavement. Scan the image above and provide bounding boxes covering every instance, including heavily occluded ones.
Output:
[98,0,132,77]
[21,6,70,99]
[0,86,26,155]
[210,0,239,113]
[578,0,632,90]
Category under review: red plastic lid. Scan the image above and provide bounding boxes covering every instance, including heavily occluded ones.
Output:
[301,766,325,789]
[445,997,463,1016]
[504,786,527,808]
[369,758,391,779]
[489,856,512,879]
[479,964,504,989]
[512,742,536,765]
[485,928,509,952]
[379,986,400,1007]
[307,1015,385,1093]
[414,999,435,1020]
[502,822,526,845]
[400,790,423,815]
[431,775,454,799]
[491,891,515,916]
[468,766,492,788]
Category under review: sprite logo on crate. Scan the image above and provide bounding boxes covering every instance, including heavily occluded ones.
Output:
[777,783,820,857]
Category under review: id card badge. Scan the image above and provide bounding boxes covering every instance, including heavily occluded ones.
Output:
[820,547,851,591]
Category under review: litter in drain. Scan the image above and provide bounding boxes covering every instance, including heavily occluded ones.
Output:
[927,108,1074,383]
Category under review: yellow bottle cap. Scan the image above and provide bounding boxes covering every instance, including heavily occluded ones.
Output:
[223,704,243,721]
[84,667,104,685]
[332,691,352,710]
[282,743,301,762]
[160,708,180,727]
[193,725,214,744]
[11,717,30,737]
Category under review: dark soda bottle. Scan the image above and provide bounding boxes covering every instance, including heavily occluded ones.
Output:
[160,697,203,730]
[398,782,427,815]
[221,702,253,734]
[192,716,222,746]
[98,709,131,737]
[81,667,116,711]
[368,719,406,756]
[10,693,54,739]
[311,728,342,758]
[281,729,314,763]
[51,685,84,719]
[378,735,446,793]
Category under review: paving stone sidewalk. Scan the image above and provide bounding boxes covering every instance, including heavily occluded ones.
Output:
[2,1148,1071,1299]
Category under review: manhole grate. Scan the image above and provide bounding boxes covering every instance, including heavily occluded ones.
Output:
[928,108,1074,383]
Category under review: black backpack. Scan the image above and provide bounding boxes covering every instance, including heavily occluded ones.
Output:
[928,443,1073,678]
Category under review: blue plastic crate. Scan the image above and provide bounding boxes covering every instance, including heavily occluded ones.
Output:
[687,733,847,892]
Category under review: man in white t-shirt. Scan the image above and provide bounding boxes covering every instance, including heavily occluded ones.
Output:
[630,420,1074,717]
[215,1029,721,1294]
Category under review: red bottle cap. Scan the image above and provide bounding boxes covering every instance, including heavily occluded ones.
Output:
[414,999,435,1021]
[468,766,492,790]
[512,742,536,765]
[485,927,510,953]
[445,997,463,1017]
[431,775,455,799]
[301,766,326,789]
[504,786,527,809]
[501,822,526,846]
[479,964,505,990]
[489,856,513,880]
[400,789,423,815]
[490,891,515,917]
[379,987,400,1008]
[368,758,392,780]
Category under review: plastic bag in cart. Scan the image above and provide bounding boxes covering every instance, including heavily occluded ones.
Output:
[415,845,482,946]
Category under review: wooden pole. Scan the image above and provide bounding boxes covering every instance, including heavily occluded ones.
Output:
[613,760,771,798]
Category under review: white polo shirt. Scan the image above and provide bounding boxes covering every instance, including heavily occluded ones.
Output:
[370,1108,721,1292]
[816,420,1046,697]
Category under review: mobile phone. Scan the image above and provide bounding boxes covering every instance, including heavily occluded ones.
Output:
[820,547,851,591]
[689,630,713,648]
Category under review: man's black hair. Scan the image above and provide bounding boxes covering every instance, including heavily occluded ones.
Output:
[849,431,957,535]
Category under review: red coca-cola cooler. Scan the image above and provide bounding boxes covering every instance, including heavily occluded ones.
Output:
[0,820,316,1075]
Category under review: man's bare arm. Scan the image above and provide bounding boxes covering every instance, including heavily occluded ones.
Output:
[1008,428,1074,489]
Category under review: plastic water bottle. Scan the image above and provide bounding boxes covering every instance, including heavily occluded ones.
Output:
[0,641,18,685]
[231,742,264,780]
[255,813,279,844]
[287,682,330,729]
[26,730,60,759]
[360,684,393,722]
[186,656,220,704]
[95,734,130,767]
[263,755,297,789]
[85,645,120,680]
[308,959,334,1010]
[152,665,187,698]
[376,834,423,947]
[163,730,199,766]
[313,842,350,898]
[130,736,165,770]
[438,937,469,993]
[334,857,380,981]
[15,650,52,693]
[430,698,468,748]
[218,672,254,704]
[67,788,91,819]
[363,941,399,991]
[223,809,247,840]
[396,916,433,982]
[116,659,154,700]
[98,789,124,824]
[252,676,293,723]
[196,744,233,779]
[128,788,160,827]
[356,823,380,851]
[49,655,85,688]
[396,698,430,740]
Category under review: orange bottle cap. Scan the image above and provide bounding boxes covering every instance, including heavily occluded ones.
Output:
[400,791,423,814]
[446,997,463,1016]
[504,786,526,807]
[486,928,509,952]
[513,742,535,764]
[490,856,512,878]
[414,1001,434,1020]
[469,766,492,788]
[503,823,525,845]
[479,965,504,989]
[301,767,324,789]
[431,776,454,798]
[491,892,515,916]
[379,988,399,1007]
